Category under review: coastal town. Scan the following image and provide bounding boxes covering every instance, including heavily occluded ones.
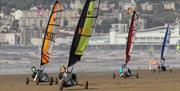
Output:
[0,0,180,46]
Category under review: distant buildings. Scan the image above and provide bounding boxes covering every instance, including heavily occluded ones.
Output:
[0,33,19,45]
[140,2,153,11]
[70,0,82,9]
[0,15,14,32]
[109,23,180,45]
[18,9,49,31]
[0,0,180,47]
[100,1,115,11]
[163,2,175,10]
[119,0,136,10]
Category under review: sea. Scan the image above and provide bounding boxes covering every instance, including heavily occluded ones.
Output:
[0,46,179,75]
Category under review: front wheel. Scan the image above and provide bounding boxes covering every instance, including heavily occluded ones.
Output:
[170,69,172,73]
[76,76,78,85]
[49,77,53,86]
[26,77,29,85]
[84,81,88,89]
[59,80,64,91]
[136,73,139,79]
[113,73,116,79]
[55,78,58,84]
[36,77,39,85]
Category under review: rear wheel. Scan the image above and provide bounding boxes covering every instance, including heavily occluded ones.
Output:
[76,76,78,85]
[113,73,116,79]
[162,66,166,71]
[84,81,88,89]
[170,69,172,73]
[59,80,64,91]
[153,69,156,73]
[36,77,39,85]
[136,73,139,79]
[26,77,29,85]
[55,78,58,84]
[32,74,35,78]
[49,77,53,86]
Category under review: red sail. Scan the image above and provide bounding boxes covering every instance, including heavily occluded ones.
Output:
[125,11,138,65]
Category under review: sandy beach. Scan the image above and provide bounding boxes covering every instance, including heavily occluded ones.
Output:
[0,69,180,91]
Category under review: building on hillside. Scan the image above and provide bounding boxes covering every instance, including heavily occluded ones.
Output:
[140,2,153,11]
[109,24,180,45]
[0,33,19,45]
[163,2,175,10]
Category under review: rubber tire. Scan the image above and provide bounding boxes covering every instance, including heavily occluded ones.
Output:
[153,69,156,73]
[136,73,139,79]
[84,81,88,89]
[113,73,115,79]
[170,69,172,73]
[32,74,35,78]
[55,78,58,84]
[76,76,78,85]
[36,77,39,85]
[26,77,29,85]
[49,77,53,86]
[59,80,64,91]
[161,66,166,71]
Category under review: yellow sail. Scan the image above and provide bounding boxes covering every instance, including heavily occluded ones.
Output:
[68,0,100,67]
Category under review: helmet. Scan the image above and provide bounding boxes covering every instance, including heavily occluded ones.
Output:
[59,65,66,72]
[121,64,126,67]
[31,66,36,72]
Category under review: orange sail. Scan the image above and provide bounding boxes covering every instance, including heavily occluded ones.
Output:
[41,0,62,66]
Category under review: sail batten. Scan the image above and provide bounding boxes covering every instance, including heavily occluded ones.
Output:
[48,24,60,26]
[53,10,63,13]
[68,0,100,67]
[40,0,62,66]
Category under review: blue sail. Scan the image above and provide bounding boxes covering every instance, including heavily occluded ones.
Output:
[160,24,171,63]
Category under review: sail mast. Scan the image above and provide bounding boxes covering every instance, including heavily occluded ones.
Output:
[40,0,62,66]
[125,11,138,65]
[68,0,100,67]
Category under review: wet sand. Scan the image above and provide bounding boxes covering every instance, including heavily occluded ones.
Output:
[0,69,180,91]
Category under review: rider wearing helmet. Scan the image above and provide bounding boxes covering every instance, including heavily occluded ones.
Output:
[58,65,77,83]
[31,66,39,78]
[59,65,66,79]
[118,64,132,77]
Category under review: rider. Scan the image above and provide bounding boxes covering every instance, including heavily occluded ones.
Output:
[31,66,39,78]
[118,64,132,77]
[59,65,66,79]
[58,65,77,81]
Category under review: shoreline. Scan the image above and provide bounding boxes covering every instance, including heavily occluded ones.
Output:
[1,68,180,75]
